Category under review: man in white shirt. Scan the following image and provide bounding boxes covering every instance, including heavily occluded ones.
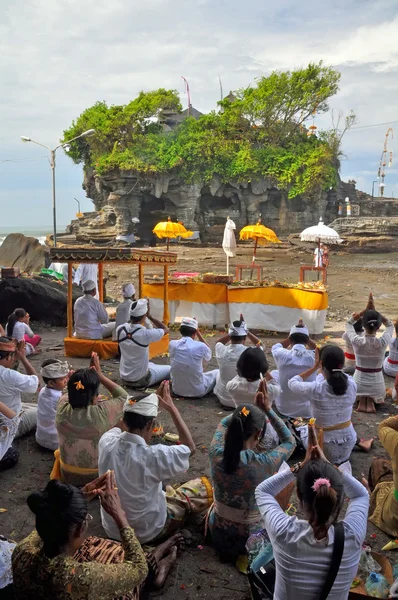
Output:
[0,337,39,437]
[117,298,170,387]
[314,244,324,268]
[271,320,317,418]
[169,317,218,398]
[48,262,73,283]
[112,282,136,341]
[98,383,212,543]
[214,317,263,408]
[74,280,115,340]
[74,263,99,299]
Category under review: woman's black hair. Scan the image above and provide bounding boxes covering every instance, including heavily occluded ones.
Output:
[296,460,344,540]
[353,318,364,334]
[41,358,62,385]
[123,411,155,431]
[27,480,87,558]
[230,320,247,343]
[222,404,265,474]
[180,325,196,337]
[67,368,100,409]
[319,345,348,396]
[0,336,15,361]
[6,308,26,338]
[237,347,268,381]
[362,309,382,333]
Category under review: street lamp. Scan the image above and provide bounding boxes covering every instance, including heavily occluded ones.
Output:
[21,129,95,247]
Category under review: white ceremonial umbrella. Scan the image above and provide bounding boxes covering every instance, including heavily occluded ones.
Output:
[300,217,342,246]
[222,217,237,275]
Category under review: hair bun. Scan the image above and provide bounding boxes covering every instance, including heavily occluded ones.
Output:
[46,480,73,510]
[27,491,48,516]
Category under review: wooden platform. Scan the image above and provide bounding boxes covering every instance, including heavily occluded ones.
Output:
[64,334,169,360]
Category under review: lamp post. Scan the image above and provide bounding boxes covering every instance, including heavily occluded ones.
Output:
[371,180,377,201]
[21,129,95,247]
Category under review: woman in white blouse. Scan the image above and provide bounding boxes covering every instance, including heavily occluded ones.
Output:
[6,309,42,356]
[0,401,21,472]
[384,320,398,378]
[255,434,369,600]
[288,345,372,466]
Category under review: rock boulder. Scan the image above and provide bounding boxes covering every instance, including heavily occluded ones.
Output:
[0,277,82,326]
[0,233,49,274]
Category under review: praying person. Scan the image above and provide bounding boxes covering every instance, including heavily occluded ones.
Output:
[346,298,393,413]
[98,381,213,543]
[0,337,39,438]
[208,384,295,560]
[271,319,317,418]
[118,298,170,388]
[255,429,369,600]
[214,316,263,409]
[74,263,99,299]
[169,317,218,398]
[0,401,21,472]
[112,282,136,341]
[52,353,128,486]
[226,347,279,406]
[383,319,398,377]
[288,345,373,467]
[74,280,115,340]
[36,359,70,451]
[342,318,364,375]
[6,308,42,355]
[314,243,323,268]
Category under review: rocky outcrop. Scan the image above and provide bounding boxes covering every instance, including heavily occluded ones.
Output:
[0,234,49,274]
[330,217,398,237]
[0,277,82,326]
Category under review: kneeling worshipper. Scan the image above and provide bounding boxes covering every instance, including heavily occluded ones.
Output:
[52,353,127,486]
[35,359,70,451]
[342,318,364,375]
[0,400,21,472]
[271,319,317,419]
[208,382,295,561]
[384,319,398,378]
[98,382,213,544]
[74,262,99,299]
[0,337,39,438]
[214,316,263,409]
[6,308,42,356]
[366,413,398,539]
[112,282,136,341]
[288,344,373,469]
[169,317,218,398]
[74,280,115,340]
[12,473,153,600]
[346,299,393,413]
[117,298,170,388]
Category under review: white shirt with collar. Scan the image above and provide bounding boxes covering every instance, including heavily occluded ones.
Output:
[35,386,62,450]
[169,336,212,397]
[74,294,109,340]
[112,299,132,341]
[118,323,165,382]
[0,366,38,413]
[98,428,191,542]
[214,342,246,408]
[271,343,316,418]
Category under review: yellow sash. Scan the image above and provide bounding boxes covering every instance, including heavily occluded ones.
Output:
[316,420,352,449]
[50,449,98,481]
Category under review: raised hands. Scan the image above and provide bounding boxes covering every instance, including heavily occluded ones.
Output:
[255,378,272,412]
[156,380,175,413]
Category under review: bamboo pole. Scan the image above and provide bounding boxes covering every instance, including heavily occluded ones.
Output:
[67,262,73,338]
[98,262,104,302]
[163,264,170,325]
[138,263,144,298]
[250,237,258,279]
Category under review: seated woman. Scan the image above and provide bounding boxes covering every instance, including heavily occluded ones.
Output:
[345,293,394,413]
[364,412,398,539]
[6,308,41,356]
[342,318,364,375]
[12,472,181,599]
[255,429,369,600]
[52,353,127,487]
[288,345,373,467]
[384,319,398,378]
[208,384,295,560]
[0,401,21,472]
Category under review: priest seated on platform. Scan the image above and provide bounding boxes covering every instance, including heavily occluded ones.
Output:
[74,280,115,340]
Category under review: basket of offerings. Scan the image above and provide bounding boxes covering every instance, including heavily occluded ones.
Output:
[202,273,234,284]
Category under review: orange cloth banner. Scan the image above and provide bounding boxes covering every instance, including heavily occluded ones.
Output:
[143,282,228,304]
[64,335,169,360]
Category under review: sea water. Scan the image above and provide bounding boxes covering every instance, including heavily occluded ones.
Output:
[0,226,51,247]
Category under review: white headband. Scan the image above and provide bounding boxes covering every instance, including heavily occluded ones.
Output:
[289,325,309,337]
[130,298,148,318]
[122,283,135,298]
[40,360,70,379]
[123,393,159,417]
[82,280,96,292]
[181,317,198,330]
[229,321,248,337]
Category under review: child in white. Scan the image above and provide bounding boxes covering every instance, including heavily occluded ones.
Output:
[36,359,70,451]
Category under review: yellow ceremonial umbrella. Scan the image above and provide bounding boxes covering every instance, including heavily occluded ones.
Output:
[239,217,281,273]
[153,216,193,250]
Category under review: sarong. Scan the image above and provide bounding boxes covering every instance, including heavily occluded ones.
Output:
[368,457,398,538]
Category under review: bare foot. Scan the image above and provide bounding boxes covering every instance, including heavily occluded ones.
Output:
[31,349,42,355]
[366,398,376,413]
[357,438,375,452]
[153,546,178,589]
[357,397,368,412]
[360,474,371,494]
[152,533,184,563]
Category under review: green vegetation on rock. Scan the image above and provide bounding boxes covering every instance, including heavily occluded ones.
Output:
[63,62,351,198]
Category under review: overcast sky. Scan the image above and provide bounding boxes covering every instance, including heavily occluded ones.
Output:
[1,0,397,230]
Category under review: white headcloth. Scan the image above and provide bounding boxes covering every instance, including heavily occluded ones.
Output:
[130,298,148,318]
[82,280,96,292]
[289,324,309,337]
[181,317,198,330]
[123,393,159,417]
[229,321,248,337]
[40,360,70,379]
[122,283,136,298]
